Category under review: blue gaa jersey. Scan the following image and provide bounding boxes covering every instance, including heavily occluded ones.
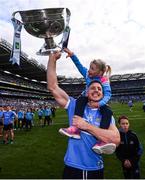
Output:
[18,111,24,119]
[0,110,3,118]
[38,109,43,116]
[0,110,3,123]
[64,97,115,171]
[25,112,34,121]
[44,108,51,116]
[3,110,16,125]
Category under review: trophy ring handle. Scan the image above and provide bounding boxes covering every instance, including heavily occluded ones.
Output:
[12,11,23,24]
[66,8,71,17]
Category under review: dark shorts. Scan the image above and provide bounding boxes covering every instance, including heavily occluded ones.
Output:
[0,122,3,126]
[3,124,13,131]
[38,116,42,120]
[18,118,23,121]
[63,165,104,179]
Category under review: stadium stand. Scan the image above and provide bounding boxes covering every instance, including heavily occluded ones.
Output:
[0,38,145,107]
[110,74,145,102]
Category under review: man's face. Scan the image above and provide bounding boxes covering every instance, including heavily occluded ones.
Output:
[87,82,103,102]
[119,118,129,132]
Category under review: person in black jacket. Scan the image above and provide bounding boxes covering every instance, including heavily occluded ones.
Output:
[142,102,145,112]
[115,115,143,179]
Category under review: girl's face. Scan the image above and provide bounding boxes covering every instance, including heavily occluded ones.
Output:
[88,63,102,77]
[119,118,129,133]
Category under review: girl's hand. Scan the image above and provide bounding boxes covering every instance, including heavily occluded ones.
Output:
[63,48,74,58]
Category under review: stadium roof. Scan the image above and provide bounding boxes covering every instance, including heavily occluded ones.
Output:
[1,38,145,84]
[0,38,46,82]
[110,73,145,81]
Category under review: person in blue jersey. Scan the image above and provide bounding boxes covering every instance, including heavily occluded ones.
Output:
[59,48,115,154]
[37,107,44,127]
[11,106,17,130]
[3,105,17,144]
[47,51,120,179]
[0,106,4,138]
[25,108,34,130]
[17,109,24,130]
[115,115,143,179]
[43,106,52,126]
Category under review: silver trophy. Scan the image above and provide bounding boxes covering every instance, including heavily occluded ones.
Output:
[12,8,71,55]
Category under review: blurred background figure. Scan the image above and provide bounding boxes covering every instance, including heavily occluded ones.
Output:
[3,105,17,144]
[0,106,4,141]
[43,106,52,126]
[142,102,145,112]
[128,100,133,112]
[37,106,44,127]
[115,115,143,179]
[17,109,24,130]
[51,106,56,118]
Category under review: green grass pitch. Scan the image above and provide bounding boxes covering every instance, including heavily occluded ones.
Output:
[0,102,144,179]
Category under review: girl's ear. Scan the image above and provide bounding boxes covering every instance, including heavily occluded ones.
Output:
[100,70,104,76]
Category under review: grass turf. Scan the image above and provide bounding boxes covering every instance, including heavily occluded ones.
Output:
[0,102,144,179]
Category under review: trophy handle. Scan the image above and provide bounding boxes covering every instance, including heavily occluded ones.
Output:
[12,11,23,24]
[66,8,71,17]
[59,8,71,50]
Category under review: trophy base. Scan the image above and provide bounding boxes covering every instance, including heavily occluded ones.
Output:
[36,39,62,56]
[36,48,61,56]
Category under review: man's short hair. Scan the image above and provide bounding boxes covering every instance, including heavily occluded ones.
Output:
[118,115,128,124]
[88,80,103,88]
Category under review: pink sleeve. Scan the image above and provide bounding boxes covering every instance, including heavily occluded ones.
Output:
[100,76,109,84]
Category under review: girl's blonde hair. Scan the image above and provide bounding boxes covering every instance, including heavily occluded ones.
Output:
[91,59,112,79]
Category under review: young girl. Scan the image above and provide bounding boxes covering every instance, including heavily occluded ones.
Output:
[59,48,116,154]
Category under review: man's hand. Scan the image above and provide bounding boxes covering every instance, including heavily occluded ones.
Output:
[49,51,61,61]
[72,115,89,130]
[63,48,74,58]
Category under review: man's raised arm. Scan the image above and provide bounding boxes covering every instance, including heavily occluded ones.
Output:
[47,52,69,108]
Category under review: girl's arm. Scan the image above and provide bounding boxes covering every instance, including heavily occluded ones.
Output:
[71,54,87,78]
[98,77,111,107]
[64,48,87,78]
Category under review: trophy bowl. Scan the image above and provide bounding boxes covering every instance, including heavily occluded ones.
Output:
[12,8,71,55]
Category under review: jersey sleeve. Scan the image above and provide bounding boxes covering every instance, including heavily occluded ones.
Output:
[71,54,87,78]
[98,76,111,107]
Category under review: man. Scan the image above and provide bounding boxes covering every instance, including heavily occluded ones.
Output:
[43,106,52,126]
[37,107,44,127]
[3,105,17,144]
[47,52,120,179]
[115,115,143,179]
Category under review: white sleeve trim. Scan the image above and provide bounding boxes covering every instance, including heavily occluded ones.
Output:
[64,98,70,109]
[111,116,116,125]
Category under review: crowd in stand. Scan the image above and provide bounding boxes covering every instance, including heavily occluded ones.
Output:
[0,70,46,90]
[0,97,58,109]
[111,95,145,103]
